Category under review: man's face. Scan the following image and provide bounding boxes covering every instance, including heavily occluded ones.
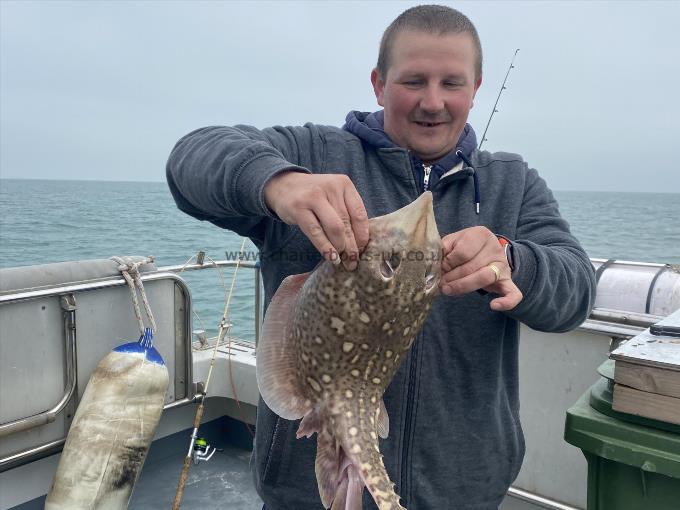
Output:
[372,30,482,163]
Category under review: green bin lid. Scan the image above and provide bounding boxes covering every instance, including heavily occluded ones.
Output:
[594,360,680,434]
[565,381,680,480]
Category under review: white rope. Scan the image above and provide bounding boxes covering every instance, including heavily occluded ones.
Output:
[111,256,157,336]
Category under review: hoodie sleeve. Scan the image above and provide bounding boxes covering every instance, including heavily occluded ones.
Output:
[165,125,314,242]
[504,167,596,332]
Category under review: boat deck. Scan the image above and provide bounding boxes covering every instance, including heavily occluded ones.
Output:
[132,439,261,508]
[12,416,263,510]
[8,411,549,510]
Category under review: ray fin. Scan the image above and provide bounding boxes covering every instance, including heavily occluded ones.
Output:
[316,427,341,508]
[297,406,322,439]
[377,399,389,439]
[344,464,364,510]
[256,272,311,419]
[330,475,348,510]
[331,455,365,510]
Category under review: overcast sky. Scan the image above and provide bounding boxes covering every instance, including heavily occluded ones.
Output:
[1,0,678,192]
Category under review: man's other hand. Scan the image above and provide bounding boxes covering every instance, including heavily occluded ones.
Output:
[264,172,369,271]
[440,226,523,311]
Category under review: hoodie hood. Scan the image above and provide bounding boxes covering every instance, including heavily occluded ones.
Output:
[343,110,477,171]
[344,110,481,211]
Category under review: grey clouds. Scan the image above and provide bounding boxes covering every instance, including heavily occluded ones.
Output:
[1,0,678,192]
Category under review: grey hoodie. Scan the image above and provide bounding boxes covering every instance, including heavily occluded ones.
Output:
[166,117,596,510]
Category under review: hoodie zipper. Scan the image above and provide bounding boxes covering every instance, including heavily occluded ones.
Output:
[399,331,421,506]
[422,164,432,191]
[396,167,425,506]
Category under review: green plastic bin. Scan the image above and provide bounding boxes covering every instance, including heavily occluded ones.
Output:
[565,377,680,510]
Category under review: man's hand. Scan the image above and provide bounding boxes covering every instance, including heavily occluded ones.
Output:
[264,172,369,271]
[440,226,523,311]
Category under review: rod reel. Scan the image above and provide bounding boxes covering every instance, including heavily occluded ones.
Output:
[191,436,219,465]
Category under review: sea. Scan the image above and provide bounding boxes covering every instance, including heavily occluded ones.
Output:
[1,179,679,341]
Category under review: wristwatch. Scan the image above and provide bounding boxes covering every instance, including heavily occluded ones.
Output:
[496,235,515,272]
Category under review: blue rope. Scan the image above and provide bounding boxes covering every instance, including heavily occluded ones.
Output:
[139,327,154,349]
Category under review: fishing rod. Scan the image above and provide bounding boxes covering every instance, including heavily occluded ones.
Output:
[172,240,248,510]
[478,48,519,151]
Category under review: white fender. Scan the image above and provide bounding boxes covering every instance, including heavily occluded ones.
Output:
[592,259,680,315]
[45,331,169,509]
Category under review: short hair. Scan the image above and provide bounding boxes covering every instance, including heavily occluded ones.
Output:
[377,5,483,80]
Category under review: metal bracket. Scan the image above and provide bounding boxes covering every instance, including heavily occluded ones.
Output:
[193,329,208,348]
[192,382,206,403]
[60,294,77,312]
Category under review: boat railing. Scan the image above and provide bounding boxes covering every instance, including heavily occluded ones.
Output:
[0,269,201,471]
[158,256,676,343]
[156,259,263,345]
[1,255,677,490]
[0,256,670,433]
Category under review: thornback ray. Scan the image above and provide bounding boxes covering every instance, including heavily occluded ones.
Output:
[256,191,442,510]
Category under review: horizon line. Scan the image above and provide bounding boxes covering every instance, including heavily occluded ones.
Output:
[0,176,678,195]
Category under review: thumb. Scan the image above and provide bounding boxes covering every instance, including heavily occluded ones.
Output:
[489,281,523,311]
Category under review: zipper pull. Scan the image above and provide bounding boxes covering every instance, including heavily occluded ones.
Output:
[423,164,432,191]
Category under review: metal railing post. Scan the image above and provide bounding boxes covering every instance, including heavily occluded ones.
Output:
[254,261,262,347]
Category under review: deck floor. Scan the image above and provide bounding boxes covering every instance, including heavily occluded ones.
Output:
[10,414,541,510]
[11,416,262,510]
[131,414,262,509]
[131,440,262,509]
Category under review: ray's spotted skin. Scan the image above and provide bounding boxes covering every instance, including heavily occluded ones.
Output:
[257,192,441,510]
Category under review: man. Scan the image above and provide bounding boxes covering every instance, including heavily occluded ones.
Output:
[167,5,596,509]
